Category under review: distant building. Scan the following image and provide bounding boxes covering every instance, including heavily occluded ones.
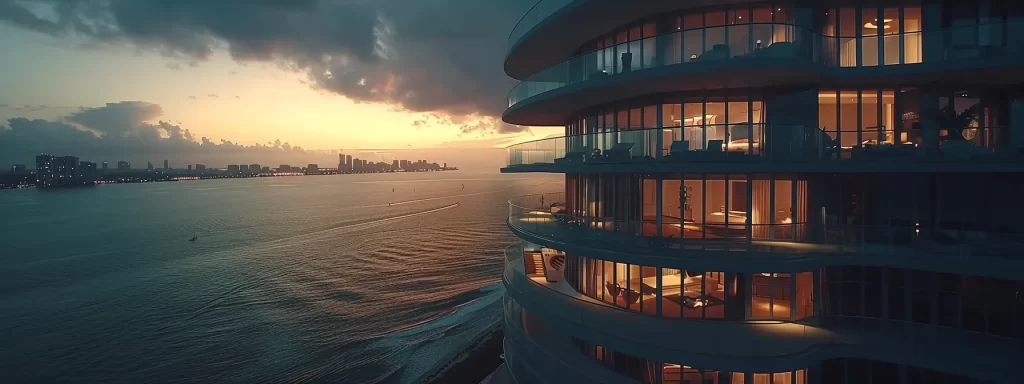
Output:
[102,161,108,171]
[392,160,399,170]
[443,162,447,169]
[35,155,56,187]
[249,164,261,173]
[345,155,352,171]
[163,160,169,169]
[10,164,26,173]
[147,162,154,170]
[117,161,130,170]
[227,164,240,173]
[196,164,206,170]
[361,160,368,169]
[278,164,291,172]
[353,158,362,172]
[188,165,193,171]
[78,161,97,182]
[240,164,249,172]
[35,155,82,188]
[306,164,318,173]
[338,154,345,171]
[261,166,270,172]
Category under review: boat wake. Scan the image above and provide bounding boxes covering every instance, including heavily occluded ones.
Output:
[255,203,460,251]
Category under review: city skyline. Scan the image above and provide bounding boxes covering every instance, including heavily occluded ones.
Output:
[0,1,560,163]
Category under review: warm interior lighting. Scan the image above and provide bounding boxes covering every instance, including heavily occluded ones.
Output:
[782,217,792,224]
[864,19,893,29]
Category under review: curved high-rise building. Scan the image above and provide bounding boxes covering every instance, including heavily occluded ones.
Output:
[499,1,1024,383]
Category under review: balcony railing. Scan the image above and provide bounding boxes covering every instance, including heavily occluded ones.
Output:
[508,193,1024,260]
[506,124,1011,166]
[504,244,1024,366]
[508,21,1024,109]
[508,0,577,51]
[508,23,817,108]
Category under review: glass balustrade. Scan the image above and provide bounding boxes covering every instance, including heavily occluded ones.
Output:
[507,125,1010,166]
[508,193,1024,260]
[508,21,1024,109]
[508,0,576,50]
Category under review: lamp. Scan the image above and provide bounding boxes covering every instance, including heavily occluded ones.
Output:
[864,19,893,29]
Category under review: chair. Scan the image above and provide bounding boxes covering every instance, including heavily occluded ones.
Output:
[707,140,724,153]
[696,44,731,61]
[555,146,589,163]
[604,142,635,161]
[605,282,621,299]
[668,140,690,156]
[623,288,642,305]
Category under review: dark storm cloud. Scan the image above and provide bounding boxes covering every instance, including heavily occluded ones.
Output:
[0,101,335,167]
[0,0,535,132]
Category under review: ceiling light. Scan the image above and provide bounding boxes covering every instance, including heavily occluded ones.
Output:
[864,19,893,29]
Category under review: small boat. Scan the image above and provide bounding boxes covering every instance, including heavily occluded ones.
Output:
[189,231,197,242]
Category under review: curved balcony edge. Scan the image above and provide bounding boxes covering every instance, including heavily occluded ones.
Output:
[502,246,1024,382]
[506,197,1024,281]
[503,314,640,384]
[506,0,745,79]
[505,21,1024,126]
[500,160,1024,174]
[502,123,1024,173]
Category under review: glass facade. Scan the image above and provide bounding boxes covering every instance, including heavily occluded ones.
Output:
[562,253,816,321]
[504,2,1024,383]
[565,173,808,241]
[821,2,924,67]
[823,266,1024,339]
[574,338,808,384]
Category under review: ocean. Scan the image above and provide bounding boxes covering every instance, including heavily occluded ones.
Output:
[0,171,560,383]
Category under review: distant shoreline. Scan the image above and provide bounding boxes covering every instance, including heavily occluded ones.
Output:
[0,168,460,190]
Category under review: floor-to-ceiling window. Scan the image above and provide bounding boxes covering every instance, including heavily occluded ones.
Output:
[566,253,816,321]
[657,174,806,240]
[818,88,899,154]
[821,2,922,67]
[822,266,1024,340]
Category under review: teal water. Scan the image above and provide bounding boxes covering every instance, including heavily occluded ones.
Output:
[0,171,559,383]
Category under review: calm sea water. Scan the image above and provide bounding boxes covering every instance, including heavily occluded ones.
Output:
[0,171,559,383]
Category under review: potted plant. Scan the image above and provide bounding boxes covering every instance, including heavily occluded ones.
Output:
[937,102,980,142]
[937,102,982,158]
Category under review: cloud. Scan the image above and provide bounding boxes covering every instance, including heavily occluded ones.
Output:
[0,104,8,108]
[208,94,219,99]
[0,101,339,167]
[234,96,240,99]
[0,0,536,120]
[165,63,181,70]
[188,96,196,100]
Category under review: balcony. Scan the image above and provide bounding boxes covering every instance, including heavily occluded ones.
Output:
[503,244,1024,382]
[507,193,1024,278]
[508,0,577,52]
[505,21,1024,126]
[505,124,1020,173]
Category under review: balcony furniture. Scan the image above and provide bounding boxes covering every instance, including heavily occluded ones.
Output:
[555,146,590,163]
[604,142,635,161]
[748,41,799,58]
[620,52,633,73]
[622,287,642,305]
[605,282,622,299]
[707,140,724,153]
[697,44,730,61]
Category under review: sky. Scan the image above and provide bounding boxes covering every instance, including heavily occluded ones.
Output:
[0,0,560,169]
